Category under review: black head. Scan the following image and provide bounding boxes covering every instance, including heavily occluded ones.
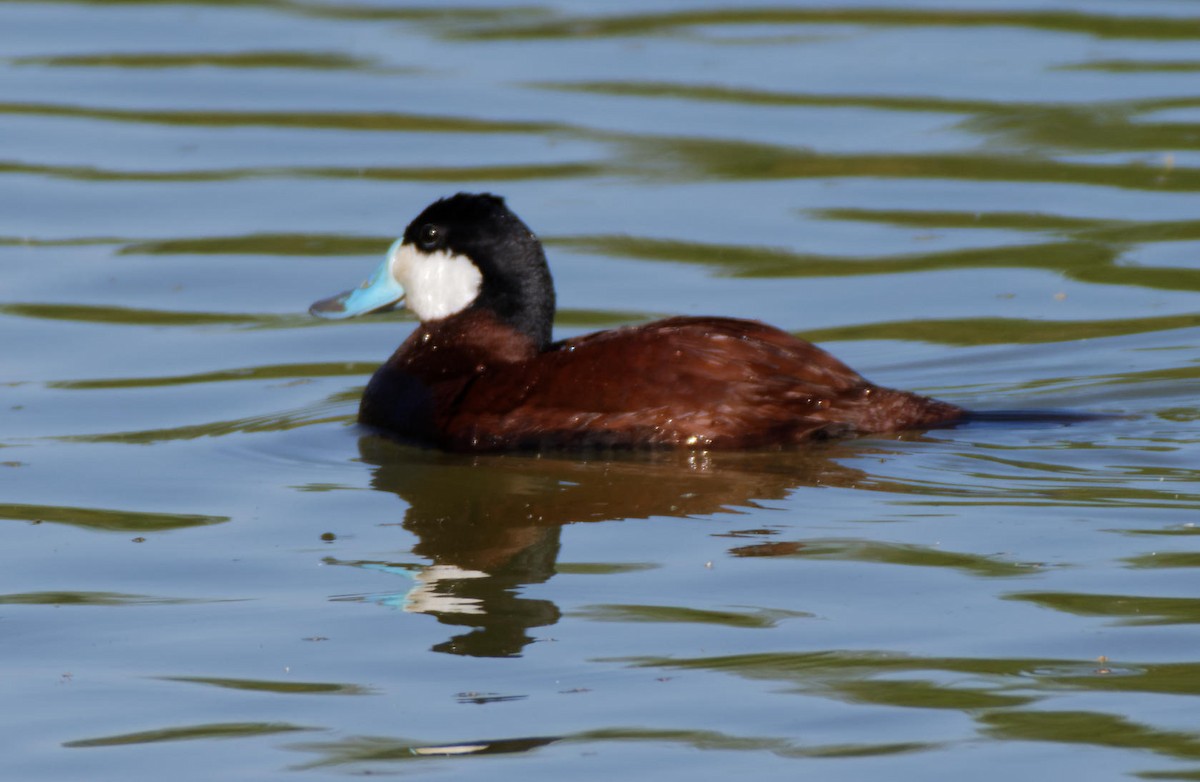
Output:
[404,193,556,349]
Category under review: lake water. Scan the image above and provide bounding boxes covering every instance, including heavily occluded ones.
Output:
[4,1,1200,779]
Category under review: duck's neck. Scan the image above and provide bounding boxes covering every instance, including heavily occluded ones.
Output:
[470,244,555,350]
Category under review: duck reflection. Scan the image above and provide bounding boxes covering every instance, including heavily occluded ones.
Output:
[342,433,874,657]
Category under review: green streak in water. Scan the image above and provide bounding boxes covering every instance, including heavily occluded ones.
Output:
[0,101,564,134]
[815,207,1200,245]
[555,562,658,575]
[1059,59,1200,73]
[540,81,1200,154]
[766,538,1040,577]
[64,722,313,748]
[0,159,603,184]
[0,591,208,606]
[0,503,226,532]
[981,710,1200,760]
[59,392,358,444]
[290,728,928,769]
[450,8,1200,41]
[1123,552,1200,569]
[12,50,381,70]
[119,233,389,256]
[1007,591,1200,625]
[160,675,371,695]
[556,308,658,328]
[0,158,600,183]
[836,678,1034,710]
[0,1,550,25]
[534,79,998,114]
[622,136,1200,191]
[289,734,560,766]
[573,604,810,628]
[553,232,1200,297]
[0,302,287,328]
[1121,525,1200,537]
[802,314,1200,347]
[50,362,379,390]
[615,649,1200,733]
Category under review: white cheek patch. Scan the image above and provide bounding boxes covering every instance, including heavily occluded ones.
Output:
[390,243,483,322]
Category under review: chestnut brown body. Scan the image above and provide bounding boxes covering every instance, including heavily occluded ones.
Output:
[360,310,964,451]
[313,193,969,451]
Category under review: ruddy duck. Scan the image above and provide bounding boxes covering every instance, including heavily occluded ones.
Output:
[311,193,965,450]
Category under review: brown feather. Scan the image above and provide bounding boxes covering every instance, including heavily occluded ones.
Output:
[360,311,963,451]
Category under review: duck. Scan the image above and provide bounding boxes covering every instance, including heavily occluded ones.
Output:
[311,192,965,451]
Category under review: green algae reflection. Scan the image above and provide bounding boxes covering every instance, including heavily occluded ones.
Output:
[160,675,371,695]
[64,722,314,748]
[0,503,226,532]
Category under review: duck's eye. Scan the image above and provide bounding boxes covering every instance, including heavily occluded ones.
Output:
[418,224,442,250]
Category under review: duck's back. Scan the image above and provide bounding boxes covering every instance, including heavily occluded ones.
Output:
[424,316,962,451]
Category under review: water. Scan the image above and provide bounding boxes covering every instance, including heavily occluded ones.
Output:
[3,1,1200,779]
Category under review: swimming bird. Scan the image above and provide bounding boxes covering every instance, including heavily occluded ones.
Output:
[311,193,965,451]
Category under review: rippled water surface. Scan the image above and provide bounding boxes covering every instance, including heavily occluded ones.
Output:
[5,1,1200,779]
